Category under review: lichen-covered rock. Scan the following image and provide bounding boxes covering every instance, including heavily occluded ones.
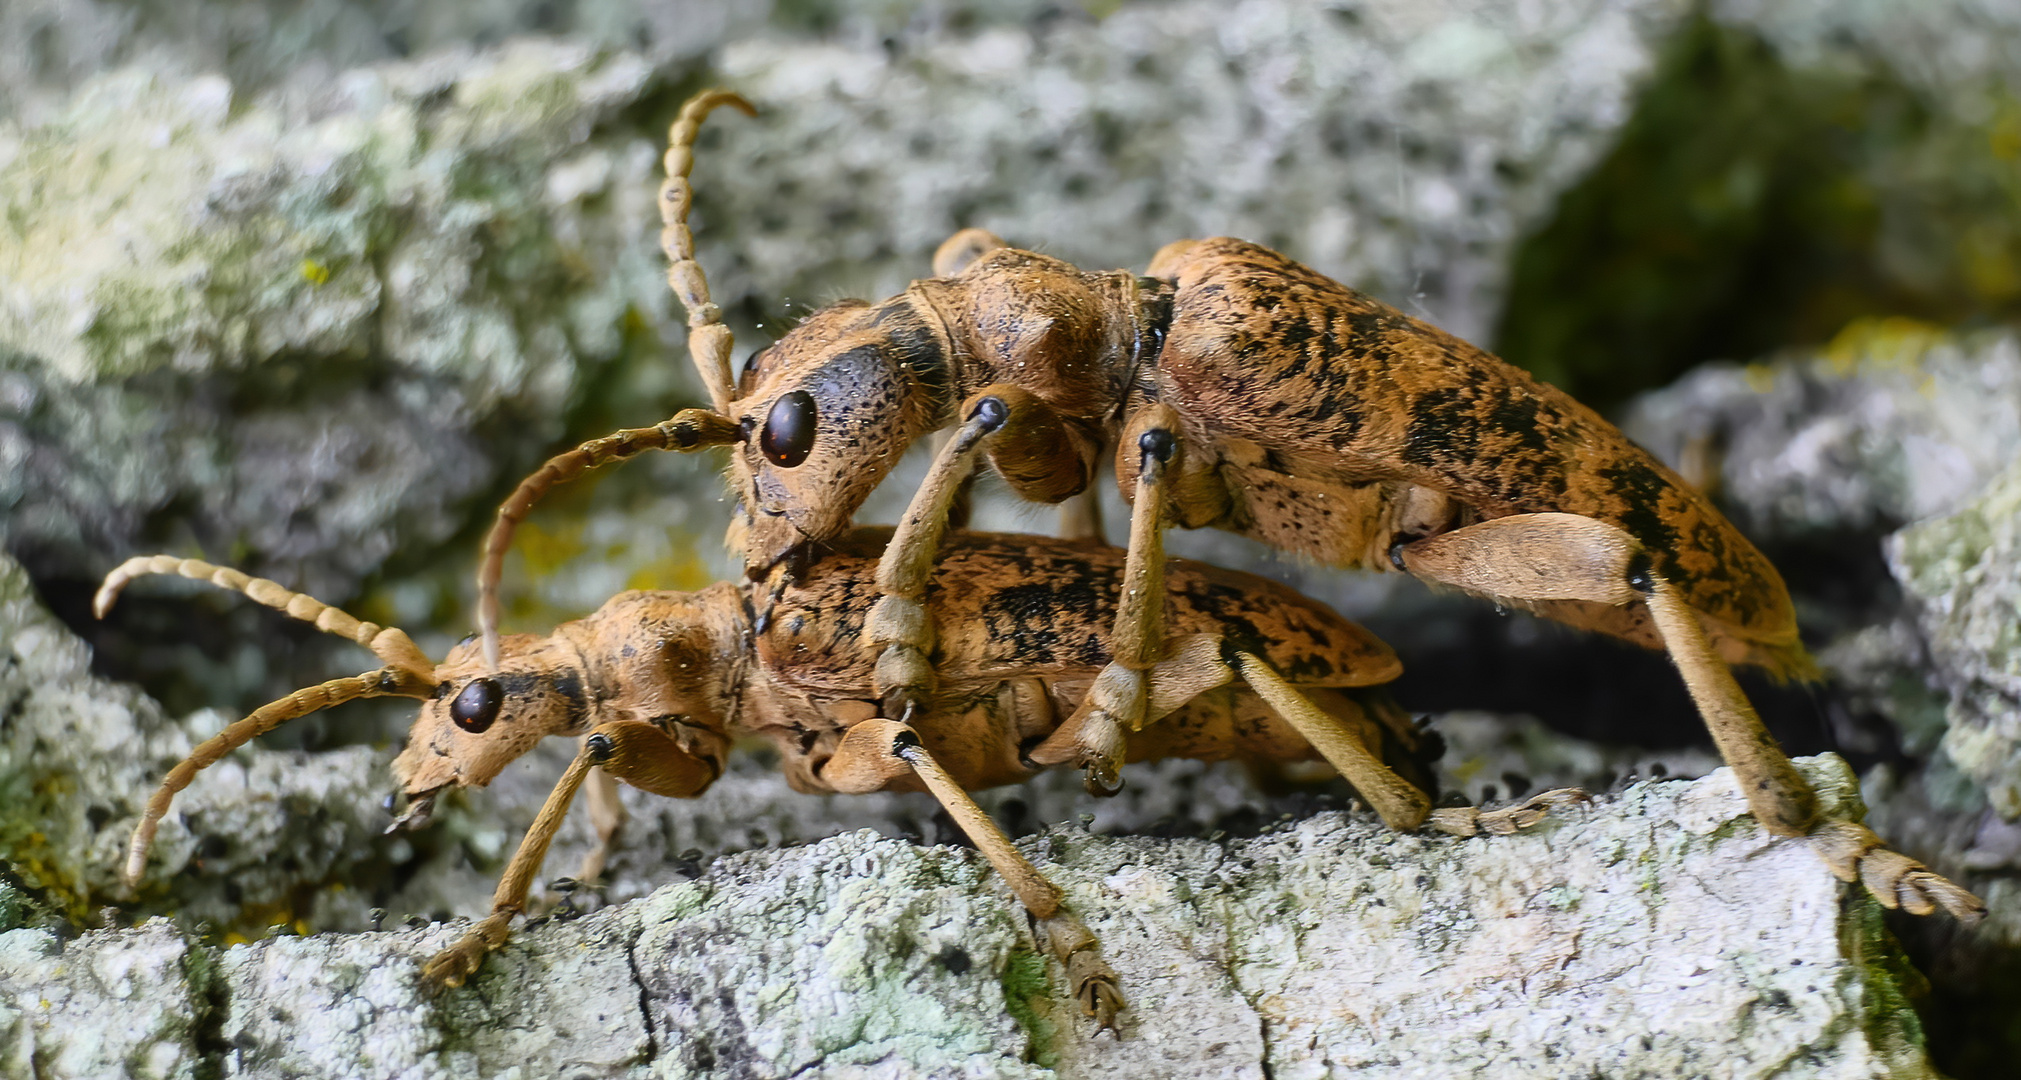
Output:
[0,758,1944,1079]
[0,548,394,928]
[0,920,202,1080]
[1623,325,2021,539]
[1888,460,2021,821]
[0,40,673,600]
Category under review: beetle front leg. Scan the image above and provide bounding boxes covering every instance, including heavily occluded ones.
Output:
[826,718,1124,1029]
[425,720,720,988]
[1394,512,1985,922]
[869,386,1099,721]
[425,744,596,988]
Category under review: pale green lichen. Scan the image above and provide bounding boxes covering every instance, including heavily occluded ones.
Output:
[1890,459,2021,818]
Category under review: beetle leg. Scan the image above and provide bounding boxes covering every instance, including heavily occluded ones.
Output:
[425,720,720,988]
[576,755,626,886]
[425,741,596,989]
[828,718,1124,1029]
[1056,488,1106,541]
[1053,405,1189,793]
[1428,788,1590,837]
[869,386,1099,722]
[932,227,1009,277]
[1394,512,1820,831]
[1396,512,1985,921]
[1229,651,1433,831]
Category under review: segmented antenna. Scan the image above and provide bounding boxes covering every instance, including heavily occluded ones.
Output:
[473,411,741,668]
[660,88,755,413]
[472,88,754,671]
[96,555,432,677]
[124,666,429,886]
[95,555,438,886]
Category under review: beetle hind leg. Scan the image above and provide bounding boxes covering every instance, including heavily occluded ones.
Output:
[1394,512,1984,920]
[1811,821,1985,921]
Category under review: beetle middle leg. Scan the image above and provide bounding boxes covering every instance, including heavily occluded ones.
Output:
[1036,403,1230,793]
[824,717,1126,1029]
[426,719,721,988]
[1392,512,1986,921]
[576,756,625,886]
[868,385,1102,721]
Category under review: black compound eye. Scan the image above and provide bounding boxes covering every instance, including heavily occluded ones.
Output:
[760,390,817,468]
[451,678,503,734]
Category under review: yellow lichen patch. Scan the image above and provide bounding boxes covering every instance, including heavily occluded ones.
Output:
[1823,316,1948,375]
[623,540,714,593]
[1990,103,2021,162]
[300,258,331,286]
[516,519,590,580]
[1961,229,2021,305]
[1743,362,1778,394]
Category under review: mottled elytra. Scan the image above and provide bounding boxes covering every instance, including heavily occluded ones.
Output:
[472,88,1984,930]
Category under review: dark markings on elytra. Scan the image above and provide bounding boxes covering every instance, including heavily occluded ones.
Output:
[978,579,1111,668]
[1596,460,1686,583]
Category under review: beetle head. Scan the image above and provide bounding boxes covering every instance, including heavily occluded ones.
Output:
[391,632,592,816]
[727,297,950,574]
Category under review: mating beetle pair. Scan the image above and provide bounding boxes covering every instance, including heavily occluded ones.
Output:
[481,90,1981,926]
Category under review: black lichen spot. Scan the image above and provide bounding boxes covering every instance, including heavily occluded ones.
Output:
[937,945,973,976]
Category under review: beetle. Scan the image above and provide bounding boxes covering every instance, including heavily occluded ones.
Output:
[472,91,1982,924]
[100,530,1572,1025]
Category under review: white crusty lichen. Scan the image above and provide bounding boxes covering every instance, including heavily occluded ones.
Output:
[0,751,1936,1079]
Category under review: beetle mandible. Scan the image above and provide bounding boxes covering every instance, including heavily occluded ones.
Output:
[475,91,1983,924]
[98,528,1576,1026]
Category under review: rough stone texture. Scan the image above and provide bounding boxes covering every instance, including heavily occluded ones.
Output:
[0,548,391,929]
[1888,460,2021,821]
[0,40,669,598]
[0,759,1941,1079]
[0,920,202,1079]
[1623,326,2021,540]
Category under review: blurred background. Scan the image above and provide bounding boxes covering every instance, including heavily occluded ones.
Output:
[2,1,2017,1072]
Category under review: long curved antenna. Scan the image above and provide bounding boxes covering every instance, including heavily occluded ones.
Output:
[95,555,439,885]
[472,410,742,669]
[471,89,755,670]
[96,555,432,678]
[123,664,434,886]
[661,88,756,412]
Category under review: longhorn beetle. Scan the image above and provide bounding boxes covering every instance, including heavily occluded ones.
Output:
[475,91,1983,924]
[98,530,1575,1025]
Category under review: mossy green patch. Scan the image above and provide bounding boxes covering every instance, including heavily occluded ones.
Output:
[1498,15,2021,409]
[1841,898,1930,1075]
[997,947,1057,1067]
